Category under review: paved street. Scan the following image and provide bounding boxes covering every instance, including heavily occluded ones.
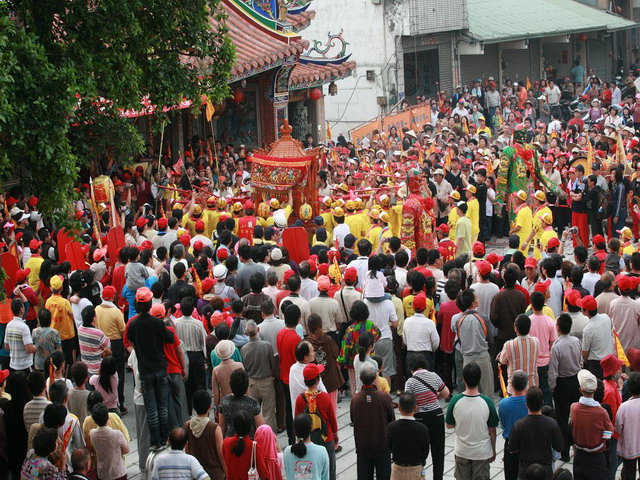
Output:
[120,236,588,479]
[120,376,579,480]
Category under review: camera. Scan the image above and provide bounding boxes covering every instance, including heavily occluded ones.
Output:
[568,227,579,234]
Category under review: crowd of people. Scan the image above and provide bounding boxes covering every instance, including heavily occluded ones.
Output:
[1,71,640,480]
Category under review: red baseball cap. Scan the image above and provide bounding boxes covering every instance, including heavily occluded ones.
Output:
[593,234,606,245]
[344,267,358,283]
[475,260,492,277]
[534,279,551,294]
[150,304,166,319]
[202,277,216,293]
[472,241,485,256]
[244,199,254,210]
[303,363,325,381]
[317,275,331,292]
[135,287,153,302]
[283,269,296,285]
[564,289,582,307]
[318,263,329,276]
[547,237,560,249]
[627,348,640,372]
[486,252,503,265]
[15,268,30,283]
[157,218,168,229]
[436,224,450,234]
[195,220,205,232]
[102,285,116,301]
[179,234,191,247]
[412,293,427,312]
[29,239,43,251]
[193,240,204,252]
[136,217,147,229]
[524,257,538,269]
[616,274,639,292]
[576,295,597,311]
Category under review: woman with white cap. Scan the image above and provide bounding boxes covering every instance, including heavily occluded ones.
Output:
[211,340,244,408]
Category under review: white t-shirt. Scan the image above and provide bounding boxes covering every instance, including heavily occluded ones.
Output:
[332,223,351,248]
[289,362,327,408]
[363,271,387,299]
[446,393,499,461]
[364,298,397,340]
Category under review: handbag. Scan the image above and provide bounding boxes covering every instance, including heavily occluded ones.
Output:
[247,440,260,480]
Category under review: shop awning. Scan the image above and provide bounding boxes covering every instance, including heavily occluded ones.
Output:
[466,0,638,44]
[289,61,356,90]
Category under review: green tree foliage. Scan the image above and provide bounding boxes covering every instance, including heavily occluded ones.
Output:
[0,1,234,220]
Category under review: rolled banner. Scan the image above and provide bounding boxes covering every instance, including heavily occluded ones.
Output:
[92,175,115,204]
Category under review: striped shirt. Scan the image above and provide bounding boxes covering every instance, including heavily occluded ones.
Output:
[5,316,34,370]
[151,450,208,480]
[23,396,51,432]
[78,326,110,375]
[582,313,615,361]
[499,334,540,394]
[174,316,207,356]
[404,369,445,413]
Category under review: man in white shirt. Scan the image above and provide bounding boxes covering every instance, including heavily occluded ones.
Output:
[298,261,319,302]
[347,239,373,289]
[452,98,470,119]
[289,340,327,408]
[364,297,398,384]
[402,294,439,371]
[332,208,351,248]
[5,297,36,372]
[545,80,561,107]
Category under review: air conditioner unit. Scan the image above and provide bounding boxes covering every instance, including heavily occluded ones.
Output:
[377,96,388,106]
[366,70,376,81]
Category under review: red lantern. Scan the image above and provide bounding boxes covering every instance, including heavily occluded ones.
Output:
[579,33,588,42]
[233,89,245,103]
[309,88,323,101]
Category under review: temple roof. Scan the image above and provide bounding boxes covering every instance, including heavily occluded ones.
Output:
[289,60,356,90]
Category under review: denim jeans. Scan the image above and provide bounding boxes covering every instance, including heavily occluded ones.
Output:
[538,364,553,406]
[140,371,170,448]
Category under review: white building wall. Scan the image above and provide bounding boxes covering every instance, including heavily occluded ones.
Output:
[304,0,406,140]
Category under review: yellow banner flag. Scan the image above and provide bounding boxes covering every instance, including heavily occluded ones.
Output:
[525,77,532,92]
[326,120,332,142]
[204,96,215,122]
[586,139,594,176]
[617,131,626,165]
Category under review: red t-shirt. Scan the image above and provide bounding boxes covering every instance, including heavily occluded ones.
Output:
[222,436,269,480]
[294,391,338,442]
[276,328,301,384]
[112,265,126,306]
[414,266,434,278]
[437,301,461,354]
[163,326,183,375]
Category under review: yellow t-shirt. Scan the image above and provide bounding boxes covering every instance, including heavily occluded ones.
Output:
[514,205,533,247]
[378,376,391,394]
[345,214,365,239]
[203,209,222,239]
[540,228,559,254]
[24,255,44,293]
[623,241,635,256]
[467,197,480,237]
[532,206,552,240]
[368,225,382,253]
[45,294,75,341]
[448,208,459,241]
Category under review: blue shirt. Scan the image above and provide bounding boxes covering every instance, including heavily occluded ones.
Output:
[284,442,330,480]
[498,395,528,439]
